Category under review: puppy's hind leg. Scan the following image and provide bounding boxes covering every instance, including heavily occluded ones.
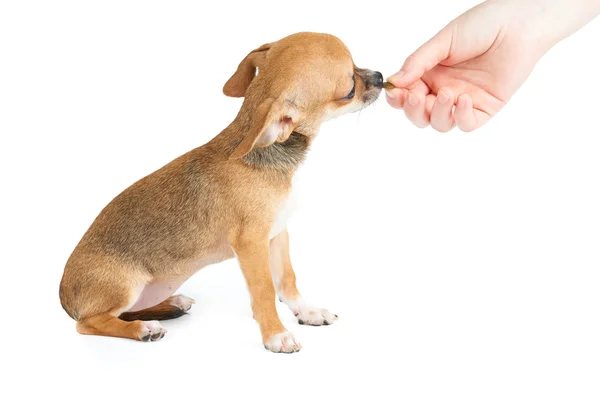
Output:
[119,295,195,322]
[73,280,168,341]
[77,314,167,342]
[61,255,167,342]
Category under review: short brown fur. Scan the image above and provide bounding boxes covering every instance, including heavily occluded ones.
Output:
[119,296,189,321]
[59,32,383,352]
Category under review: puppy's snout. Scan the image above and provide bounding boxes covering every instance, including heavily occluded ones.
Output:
[364,71,384,89]
[372,71,384,88]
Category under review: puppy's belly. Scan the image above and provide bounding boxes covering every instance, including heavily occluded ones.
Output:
[128,276,189,312]
[128,246,235,312]
[269,188,298,239]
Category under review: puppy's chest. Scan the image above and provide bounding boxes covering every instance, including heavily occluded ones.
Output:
[269,186,298,239]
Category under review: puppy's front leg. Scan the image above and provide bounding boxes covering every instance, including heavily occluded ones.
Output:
[270,229,338,326]
[231,235,301,353]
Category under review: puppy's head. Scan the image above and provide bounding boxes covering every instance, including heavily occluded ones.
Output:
[224,32,383,159]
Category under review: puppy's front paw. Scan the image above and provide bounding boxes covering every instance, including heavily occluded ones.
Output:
[264,331,301,353]
[139,320,167,342]
[169,294,195,312]
[295,306,338,326]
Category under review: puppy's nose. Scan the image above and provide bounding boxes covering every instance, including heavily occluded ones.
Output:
[373,71,384,88]
[364,71,384,89]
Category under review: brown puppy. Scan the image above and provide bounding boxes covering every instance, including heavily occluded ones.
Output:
[59,32,383,353]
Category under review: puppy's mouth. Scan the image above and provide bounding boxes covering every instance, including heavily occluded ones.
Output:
[362,87,382,105]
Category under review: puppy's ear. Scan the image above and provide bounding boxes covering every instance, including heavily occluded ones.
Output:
[223,43,272,97]
[229,98,304,159]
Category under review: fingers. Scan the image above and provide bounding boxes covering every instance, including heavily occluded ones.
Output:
[387,26,452,88]
[403,92,430,128]
[430,87,455,132]
[385,27,456,131]
[454,94,491,132]
[385,87,408,109]
[387,79,432,128]
[387,89,492,132]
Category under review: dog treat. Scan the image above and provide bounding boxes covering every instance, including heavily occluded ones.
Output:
[383,81,395,90]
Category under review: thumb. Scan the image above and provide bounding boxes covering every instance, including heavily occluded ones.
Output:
[387,26,453,88]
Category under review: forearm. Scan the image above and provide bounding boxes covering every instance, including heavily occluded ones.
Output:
[537,0,600,42]
[496,0,600,51]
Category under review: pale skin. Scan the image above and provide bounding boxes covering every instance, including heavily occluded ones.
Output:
[385,0,600,132]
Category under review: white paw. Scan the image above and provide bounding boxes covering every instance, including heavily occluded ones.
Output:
[139,320,167,342]
[169,294,195,312]
[264,331,301,353]
[295,305,338,326]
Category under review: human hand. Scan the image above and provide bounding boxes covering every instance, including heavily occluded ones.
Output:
[385,0,558,132]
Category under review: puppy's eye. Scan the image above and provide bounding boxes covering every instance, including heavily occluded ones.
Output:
[342,76,356,101]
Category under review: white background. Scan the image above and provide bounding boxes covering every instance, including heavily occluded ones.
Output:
[1,1,599,399]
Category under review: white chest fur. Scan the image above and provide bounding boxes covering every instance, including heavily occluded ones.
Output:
[269,186,298,239]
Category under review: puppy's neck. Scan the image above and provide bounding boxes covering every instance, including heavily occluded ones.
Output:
[211,105,311,174]
[241,132,310,172]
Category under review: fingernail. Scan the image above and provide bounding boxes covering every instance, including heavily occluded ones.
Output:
[438,91,449,105]
[407,93,419,106]
[385,89,396,99]
[389,70,405,81]
[458,96,466,108]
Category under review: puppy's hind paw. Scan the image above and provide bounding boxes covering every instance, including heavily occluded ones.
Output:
[139,321,167,342]
[169,294,195,312]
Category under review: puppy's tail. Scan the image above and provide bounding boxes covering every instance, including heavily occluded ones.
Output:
[119,303,187,322]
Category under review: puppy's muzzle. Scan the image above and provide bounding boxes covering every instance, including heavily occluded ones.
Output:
[366,71,384,89]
